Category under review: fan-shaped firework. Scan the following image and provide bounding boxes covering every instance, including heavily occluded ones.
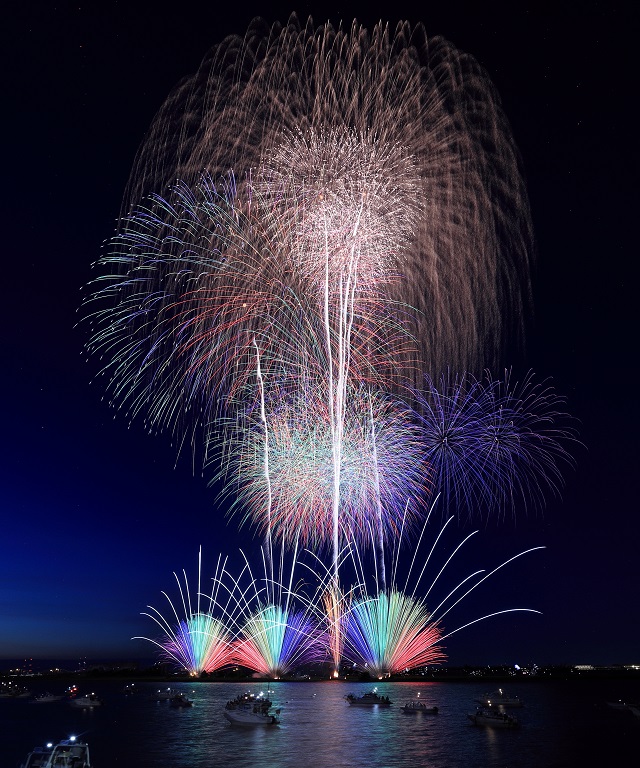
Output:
[344,590,445,677]
[224,546,326,678]
[340,503,544,677]
[233,603,321,679]
[133,549,236,675]
[415,370,576,520]
[136,547,326,678]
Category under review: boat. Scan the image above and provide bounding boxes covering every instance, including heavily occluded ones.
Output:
[345,691,392,707]
[607,700,640,717]
[19,745,53,768]
[170,693,193,708]
[606,699,629,710]
[1,682,31,698]
[400,700,438,714]
[474,688,523,708]
[151,687,178,701]
[69,693,102,708]
[20,736,91,768]
[467,707,520,729]
[30,692,64,704]
[224,692,280,726]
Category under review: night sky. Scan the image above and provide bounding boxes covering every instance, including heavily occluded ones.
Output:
[2,1,636,666]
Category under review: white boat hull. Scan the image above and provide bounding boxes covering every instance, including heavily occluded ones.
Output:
[224,710,279,726]
[468,710,519,729]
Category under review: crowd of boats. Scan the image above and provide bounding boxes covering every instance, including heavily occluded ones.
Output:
[1,682,104,709]
[12,683,640,766]
[343,686,522,727]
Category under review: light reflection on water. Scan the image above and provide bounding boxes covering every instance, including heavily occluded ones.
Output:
[4,679,640,767]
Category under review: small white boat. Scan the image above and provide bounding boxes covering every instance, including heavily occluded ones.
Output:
[20,736,91,768]
[475,688,523,708]
[170,693,193,708]
[1,682,31,698]
[345,691,392,708]
[151,687,178,701]
[30,692,63,704]
[606,699,629,710]
[401,700,438,714]
[468,707,520,729]
[224,692,280,726]
[70,693,102,708]
[607,700,640,717]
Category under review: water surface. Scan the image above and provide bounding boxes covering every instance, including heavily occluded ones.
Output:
[4,678,639,767]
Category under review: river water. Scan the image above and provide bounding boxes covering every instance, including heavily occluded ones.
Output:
[3,677,639,767]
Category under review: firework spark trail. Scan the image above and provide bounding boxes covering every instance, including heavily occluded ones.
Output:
[414,370,577,520]
[368,391,387,592]
[121,15,534,378]
[253,337,273,579]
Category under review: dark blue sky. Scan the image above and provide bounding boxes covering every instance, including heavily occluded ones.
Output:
[2,1,636,666]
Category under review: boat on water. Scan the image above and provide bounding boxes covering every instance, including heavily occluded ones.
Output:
[607,700,640,717]
[401,700,438,714]
[20,736,91,768]
[345,691,392,708]
[475,689,523,708]
[30,692,64,704]
[467,707,520,729]
[224,692,280,726]
[1,682,32,698]
[1,684,32,698]
[170,693,193,708]
[151,687,178,701]
[69,693,102,709]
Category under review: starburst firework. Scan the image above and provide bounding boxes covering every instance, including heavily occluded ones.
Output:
[216,387,427,550]
[416,370,577,520]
